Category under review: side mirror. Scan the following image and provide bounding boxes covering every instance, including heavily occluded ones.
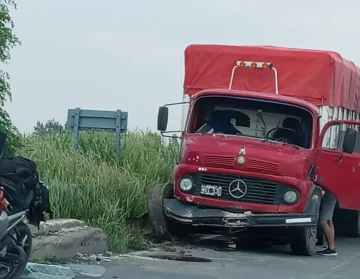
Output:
[342,127,357,154]
[157,106,169,131]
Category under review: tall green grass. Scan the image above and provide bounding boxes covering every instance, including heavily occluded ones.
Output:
[19,130,179,252]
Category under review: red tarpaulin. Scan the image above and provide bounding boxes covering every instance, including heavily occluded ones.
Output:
[183,44,360,111]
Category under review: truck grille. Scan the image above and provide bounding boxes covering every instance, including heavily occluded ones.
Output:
[202,155,235,168]
[246,159,280,175]
[194,173,280,205]
[201,155,279,175]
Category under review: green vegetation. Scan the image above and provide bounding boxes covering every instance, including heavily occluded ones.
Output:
[0,0,22,156]
[19,130,179,252]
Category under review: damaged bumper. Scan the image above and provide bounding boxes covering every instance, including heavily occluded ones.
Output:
[163,199,319,228]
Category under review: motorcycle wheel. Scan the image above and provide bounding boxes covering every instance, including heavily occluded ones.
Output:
[10,222,32,258]
[0,222,32,279]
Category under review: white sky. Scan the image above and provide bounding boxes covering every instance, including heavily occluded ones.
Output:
[4,0,360,133]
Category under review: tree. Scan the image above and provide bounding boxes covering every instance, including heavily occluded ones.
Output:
[0,0,21,156]
[34,119,65,135]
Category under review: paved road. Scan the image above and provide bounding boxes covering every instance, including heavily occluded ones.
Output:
[102,236,360,279]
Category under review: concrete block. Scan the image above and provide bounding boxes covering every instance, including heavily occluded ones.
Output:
[28,219,109,261]
[30,226,109,261]
[29,219,86,237]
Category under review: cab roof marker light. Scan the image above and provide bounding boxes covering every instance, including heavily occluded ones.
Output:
[229,60,279,95]
[236,61,273,69]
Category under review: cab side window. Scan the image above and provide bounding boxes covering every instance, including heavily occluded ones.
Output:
[321,124,343,151]
[322,123,360,154]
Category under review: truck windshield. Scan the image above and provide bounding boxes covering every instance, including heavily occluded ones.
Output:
[187,96,313,149]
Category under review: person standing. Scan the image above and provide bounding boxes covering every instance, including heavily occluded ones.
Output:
[317,190,338,256]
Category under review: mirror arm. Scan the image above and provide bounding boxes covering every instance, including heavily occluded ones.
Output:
[158,101,190,134]
[160,131,182,139]
[164,101,190,108]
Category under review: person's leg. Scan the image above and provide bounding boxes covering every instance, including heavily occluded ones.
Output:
[324,219,335,249]
[318,192,337,256]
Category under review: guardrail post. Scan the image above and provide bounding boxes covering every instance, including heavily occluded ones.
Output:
[73,107,81,150]
[115,109,122,158]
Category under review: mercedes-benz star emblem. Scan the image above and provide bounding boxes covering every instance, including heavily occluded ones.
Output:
[228,179,247,199]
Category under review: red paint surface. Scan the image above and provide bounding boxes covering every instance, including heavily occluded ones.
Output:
[174,121,316,213]
[173,45,360,214]
[175,92,360,213]
[184,44,360,111]
[173,163,313,214]
[315,120,360,210]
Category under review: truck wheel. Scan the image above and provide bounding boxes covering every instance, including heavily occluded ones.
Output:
[316,222,325,246]
[148,183,191,241]
[289,226,317,256]
[148,183,174,241]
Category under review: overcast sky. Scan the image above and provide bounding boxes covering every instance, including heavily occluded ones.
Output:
[4,0,360,133]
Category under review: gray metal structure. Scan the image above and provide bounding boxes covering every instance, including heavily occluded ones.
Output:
[65,108,128,157]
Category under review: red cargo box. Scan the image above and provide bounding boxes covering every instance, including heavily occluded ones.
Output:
[183,44,360,111]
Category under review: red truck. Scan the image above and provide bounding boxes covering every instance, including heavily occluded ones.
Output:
[148,44,360,256]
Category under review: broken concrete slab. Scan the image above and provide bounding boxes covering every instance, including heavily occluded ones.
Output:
[29,219,109,261]
[29,219,86,236]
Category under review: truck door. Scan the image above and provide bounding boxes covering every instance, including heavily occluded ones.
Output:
[315,120,360,210]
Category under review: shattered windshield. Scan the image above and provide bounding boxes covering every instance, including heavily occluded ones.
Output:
[187,96,313,149]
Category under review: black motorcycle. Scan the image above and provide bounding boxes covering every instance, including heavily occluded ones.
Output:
[0,131,53,278]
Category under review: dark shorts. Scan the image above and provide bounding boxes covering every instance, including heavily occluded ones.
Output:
[320,191,337,221]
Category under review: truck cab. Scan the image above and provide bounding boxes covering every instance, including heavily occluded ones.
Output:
[148,44,360,256]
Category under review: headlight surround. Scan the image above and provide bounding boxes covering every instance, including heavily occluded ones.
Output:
[283,190,298,204]
[179,177,194,191]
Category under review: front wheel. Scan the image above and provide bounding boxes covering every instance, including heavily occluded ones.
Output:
[316,222,325,246]
[148,184,173,241]
[0,222,31,279]
[11,222,32,258]
[289,226,317,256]
[148,184,191,242]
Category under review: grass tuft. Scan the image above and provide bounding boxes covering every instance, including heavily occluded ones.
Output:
[19,130,179,252]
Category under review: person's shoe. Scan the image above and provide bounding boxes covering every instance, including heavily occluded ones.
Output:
[317,248,338,256]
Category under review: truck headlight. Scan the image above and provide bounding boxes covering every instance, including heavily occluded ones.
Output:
[283,190,298,204]
[179,177,193,191]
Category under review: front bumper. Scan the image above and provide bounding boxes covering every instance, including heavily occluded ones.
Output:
[163,199,319,228]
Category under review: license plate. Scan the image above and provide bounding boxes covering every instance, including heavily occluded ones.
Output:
[201,185,222,197]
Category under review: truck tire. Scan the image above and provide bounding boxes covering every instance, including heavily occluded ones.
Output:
[289,226,317,256]
[148,184,173,241]
[148,184,191,241]
[316,222,325,246]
